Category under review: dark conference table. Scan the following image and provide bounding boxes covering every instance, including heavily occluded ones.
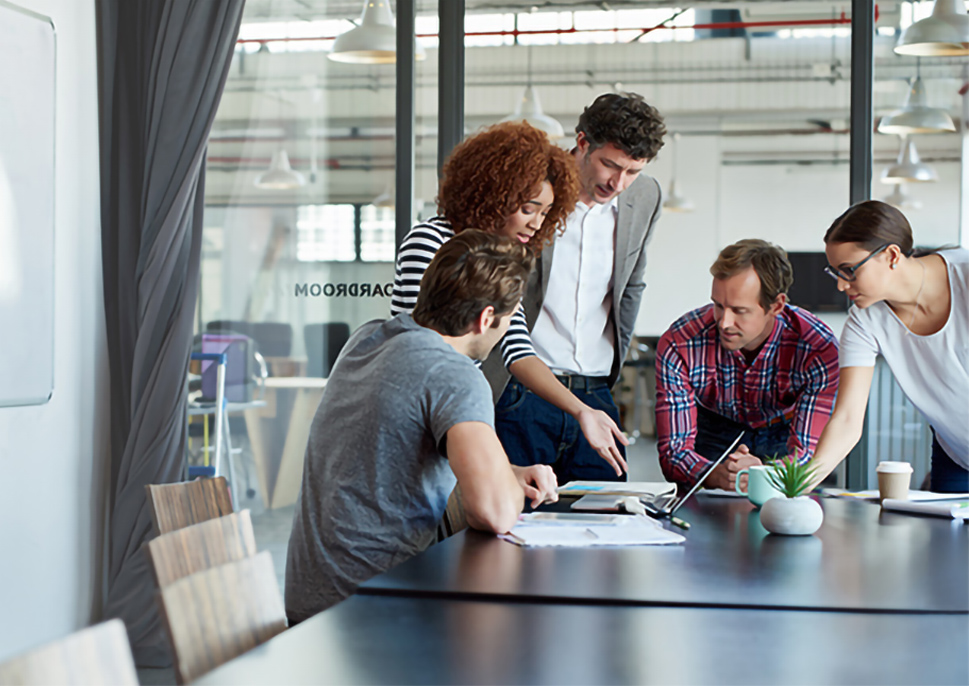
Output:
[195,594,969,686]
[360,496,969,613]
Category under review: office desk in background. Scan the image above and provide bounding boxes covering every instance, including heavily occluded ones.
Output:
[194,594,968,686]
[244,377,327,509]
[360,497,969,614]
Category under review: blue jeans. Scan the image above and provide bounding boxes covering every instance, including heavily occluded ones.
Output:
[929,431,969,493]
[495,379,627,484]
[693,405,789,462]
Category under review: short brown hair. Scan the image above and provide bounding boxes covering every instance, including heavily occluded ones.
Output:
[438,122,579,250]
[576,92,666,161]
[710,239,793,311]
[413,230,536,336]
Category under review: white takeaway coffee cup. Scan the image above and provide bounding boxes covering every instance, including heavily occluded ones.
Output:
[876,461,913,501]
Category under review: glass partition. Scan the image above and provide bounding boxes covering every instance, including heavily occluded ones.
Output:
[863,1,965,488]
[197,0,436,511]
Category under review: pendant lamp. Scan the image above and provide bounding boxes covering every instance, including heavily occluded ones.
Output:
[878,76,956,134]
[255,150,306,189]
[500,47,564,139]
[329,0,426,64]
[883,184,923,210]
[662,134,694,213]
[894,0,969,57]
[500,85,565,139]
[881,137,938,184]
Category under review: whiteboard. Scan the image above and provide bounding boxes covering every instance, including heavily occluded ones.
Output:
[0,2,55,407]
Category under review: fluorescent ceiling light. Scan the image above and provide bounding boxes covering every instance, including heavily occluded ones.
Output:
[878,76,956,134]
[254,150,306,189]
[329,1,426,64]
[895,0,969,57]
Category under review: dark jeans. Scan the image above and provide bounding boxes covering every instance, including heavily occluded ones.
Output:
[495,378,627,484]
[929,431,969,493]
[693,405,789,462]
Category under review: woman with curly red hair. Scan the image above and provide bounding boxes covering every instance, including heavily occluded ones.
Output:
[391,122,629,482]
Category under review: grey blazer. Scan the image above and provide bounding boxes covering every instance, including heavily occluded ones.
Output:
[482,174,663,402]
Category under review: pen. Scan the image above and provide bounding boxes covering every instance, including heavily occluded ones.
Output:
[668,515,691,531]
[503,531,526,545]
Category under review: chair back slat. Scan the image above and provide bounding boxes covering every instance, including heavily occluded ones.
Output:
[157,551,286,684]
[0,619,137,686]
[146,477,233,535]
[145,510,257,588]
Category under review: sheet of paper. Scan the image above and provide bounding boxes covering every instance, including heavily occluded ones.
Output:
[500,514,686,547]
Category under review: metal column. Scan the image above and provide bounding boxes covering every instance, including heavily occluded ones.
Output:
[395,0,416,250]
[845,0,875,490]
[438,0,465,174]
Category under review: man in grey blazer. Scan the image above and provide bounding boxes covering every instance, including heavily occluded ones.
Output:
[483,92,666,483]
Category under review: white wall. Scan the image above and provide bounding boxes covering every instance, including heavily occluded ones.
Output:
[0,0,106,662]
[636,137,962,338]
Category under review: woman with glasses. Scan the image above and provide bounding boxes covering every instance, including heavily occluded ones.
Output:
[808,200,968,492]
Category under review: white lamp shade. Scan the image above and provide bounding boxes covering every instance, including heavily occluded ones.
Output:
[894,0,969,57]
[500,86,565,139]
[329,1,426,64]
[883,184,922,210]
[881,138,938,184]
[663,180,694,212]
[877,76,956,134]
[255,150,306,189]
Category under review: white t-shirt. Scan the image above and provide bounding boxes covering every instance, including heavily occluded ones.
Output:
[839,247,969,468]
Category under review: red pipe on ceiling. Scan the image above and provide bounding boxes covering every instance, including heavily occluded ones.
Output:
[235,8,875,46]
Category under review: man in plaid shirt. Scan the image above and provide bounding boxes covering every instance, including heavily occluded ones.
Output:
[655,240,839,492]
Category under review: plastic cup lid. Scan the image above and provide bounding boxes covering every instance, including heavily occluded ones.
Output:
[876,461,913,473]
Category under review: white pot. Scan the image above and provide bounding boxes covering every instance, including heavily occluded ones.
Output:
[759,496,824,536]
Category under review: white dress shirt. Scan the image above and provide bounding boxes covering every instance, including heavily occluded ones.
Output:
[531,198,617,377]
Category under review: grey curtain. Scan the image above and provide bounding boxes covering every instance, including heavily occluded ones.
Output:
[96,0,244,666]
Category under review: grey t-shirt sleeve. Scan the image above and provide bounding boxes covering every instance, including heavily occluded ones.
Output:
[839,306,880,368]
[425,359,495,453]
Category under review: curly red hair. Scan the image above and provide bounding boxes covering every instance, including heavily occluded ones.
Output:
[437,122,579,251]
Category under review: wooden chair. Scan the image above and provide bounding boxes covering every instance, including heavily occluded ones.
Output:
[157,551,287,684]
[0,619,137,685]
[145,476,233,535]
[145,510,257,588]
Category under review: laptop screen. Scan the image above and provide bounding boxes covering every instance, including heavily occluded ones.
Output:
[660,431,745,515]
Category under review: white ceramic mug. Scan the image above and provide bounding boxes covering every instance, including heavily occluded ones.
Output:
[735,465,784,508]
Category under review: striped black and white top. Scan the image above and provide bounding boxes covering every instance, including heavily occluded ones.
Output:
[390,217,537,369]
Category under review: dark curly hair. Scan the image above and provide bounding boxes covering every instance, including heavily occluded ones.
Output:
[438,122,580,250]
[576,92,666,161]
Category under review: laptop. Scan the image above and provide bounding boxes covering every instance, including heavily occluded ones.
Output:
[643,431,745,518]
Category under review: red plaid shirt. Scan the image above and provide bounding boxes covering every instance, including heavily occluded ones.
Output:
[656,304,839,486]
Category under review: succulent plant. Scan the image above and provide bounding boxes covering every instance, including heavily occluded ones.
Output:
[765,450,818,499]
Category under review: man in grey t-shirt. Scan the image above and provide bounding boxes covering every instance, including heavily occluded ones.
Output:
[285,231,558,624]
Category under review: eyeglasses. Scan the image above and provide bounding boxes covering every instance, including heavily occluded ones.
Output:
[823,244,890,282]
